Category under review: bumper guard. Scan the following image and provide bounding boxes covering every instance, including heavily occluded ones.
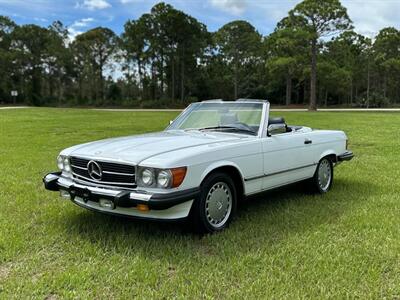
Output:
[337,151,354,162]
[43,172,200,211]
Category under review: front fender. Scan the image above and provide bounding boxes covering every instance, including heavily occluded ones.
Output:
[319,149,337,162]
[200,160,245,184]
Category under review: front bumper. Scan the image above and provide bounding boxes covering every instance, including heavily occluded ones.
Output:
[43,172,199,220]
[337,151,354,162]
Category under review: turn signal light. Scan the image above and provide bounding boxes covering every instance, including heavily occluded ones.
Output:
[171,167,187,188]
[137,204,149,212]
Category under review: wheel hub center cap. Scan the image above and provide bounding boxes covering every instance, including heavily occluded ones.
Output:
[217,201,223,210]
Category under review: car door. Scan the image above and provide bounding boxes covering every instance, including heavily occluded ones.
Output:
[261,131,316,190]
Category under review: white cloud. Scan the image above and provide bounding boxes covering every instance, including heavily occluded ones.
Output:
[68,17,95,40]
[120,0,139,3]
[209,0,247,16]
[72,17,95,27]
[224,0,400,37]
[68,27,83,41]
[343,0,400,37]
[2,0,399,39]
[76,0,111,10]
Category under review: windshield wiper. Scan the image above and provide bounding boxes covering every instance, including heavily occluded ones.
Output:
[198,126,256,136]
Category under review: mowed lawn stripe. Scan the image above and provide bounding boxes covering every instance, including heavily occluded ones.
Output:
[0,108,399,298]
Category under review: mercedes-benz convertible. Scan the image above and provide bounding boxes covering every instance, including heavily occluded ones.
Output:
[43,99,353,233]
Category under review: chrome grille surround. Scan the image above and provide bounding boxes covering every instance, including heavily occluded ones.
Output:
[70,156,136,188]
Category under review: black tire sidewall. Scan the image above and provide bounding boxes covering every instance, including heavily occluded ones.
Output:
[191,172,237,233]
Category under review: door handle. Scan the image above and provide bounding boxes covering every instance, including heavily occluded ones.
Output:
[304,139,312,144]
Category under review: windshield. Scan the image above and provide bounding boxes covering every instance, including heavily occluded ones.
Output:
[167,102,264,135]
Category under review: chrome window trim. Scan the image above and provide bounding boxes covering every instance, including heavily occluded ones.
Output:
[259,101,270,138]
[166,99,269,136]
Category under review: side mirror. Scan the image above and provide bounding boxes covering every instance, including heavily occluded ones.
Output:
[169,120,173,125]
[267,123,286,136]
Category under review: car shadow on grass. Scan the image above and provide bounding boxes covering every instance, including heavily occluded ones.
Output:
[60,176,376,259]
[239,177,368,217]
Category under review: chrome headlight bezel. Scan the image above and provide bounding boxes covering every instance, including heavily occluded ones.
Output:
[57,155,71,173]
[63,157,71,172]
[57,155,64,170]
[157,170,172,189]
[139,168,155,187]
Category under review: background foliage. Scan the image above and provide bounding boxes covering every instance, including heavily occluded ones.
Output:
[0,0,399,108]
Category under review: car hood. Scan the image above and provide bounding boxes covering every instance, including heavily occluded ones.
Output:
[62,130,245,165]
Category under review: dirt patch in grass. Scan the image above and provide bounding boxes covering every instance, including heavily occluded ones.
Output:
[0,263,11,281]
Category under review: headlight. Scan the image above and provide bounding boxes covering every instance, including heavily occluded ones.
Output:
[140,168,155,186]
[57,155,64,170]
[137,166,187,189]
[57,155,71,173]
[157,170,172,188]
[64,157,71,172]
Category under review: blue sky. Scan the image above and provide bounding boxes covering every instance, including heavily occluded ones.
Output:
[1,0,399,39]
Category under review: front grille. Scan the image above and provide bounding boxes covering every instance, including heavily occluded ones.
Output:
[70,156,136,187]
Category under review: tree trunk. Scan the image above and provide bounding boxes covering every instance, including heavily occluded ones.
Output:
[32,67,41,106]
[138,59,142,100]
[285,74,292,106]
[366,59,370,108]
[57,77,62,106]
[49,73,54,101]
[151,60,156,100]
[324,89,328,107]
[234,57,238,99]
[309,38,317,111]
[180,58,185,102]
[350,78,353,107]
[383,75,387,99]
[99,60,104,102]
[78,77,83,102]
[171,55,175,100]
[160,51,164,98]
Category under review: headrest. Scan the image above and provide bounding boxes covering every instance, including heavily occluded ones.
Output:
[268,117,286,125]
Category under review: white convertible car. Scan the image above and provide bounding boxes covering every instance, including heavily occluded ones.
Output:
[43,99,353,233]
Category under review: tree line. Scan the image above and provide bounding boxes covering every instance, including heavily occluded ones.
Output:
[0,0,399,109]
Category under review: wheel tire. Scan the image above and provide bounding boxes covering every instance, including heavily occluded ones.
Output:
[189,172,237,234]
[309,157,334,194]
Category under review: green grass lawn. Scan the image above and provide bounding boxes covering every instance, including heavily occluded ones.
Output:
[0,108,399,299]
